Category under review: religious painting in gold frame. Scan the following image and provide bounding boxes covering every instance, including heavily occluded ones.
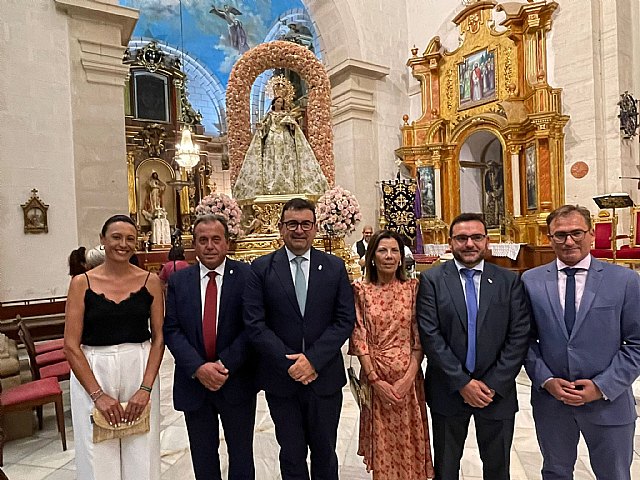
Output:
[21,189,49,234]
[525,143,538,211]
[458,48,497,111]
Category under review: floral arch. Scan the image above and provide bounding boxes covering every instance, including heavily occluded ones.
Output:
[226,40,334,186]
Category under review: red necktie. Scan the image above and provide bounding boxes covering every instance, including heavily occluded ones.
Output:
[203,271,218,361]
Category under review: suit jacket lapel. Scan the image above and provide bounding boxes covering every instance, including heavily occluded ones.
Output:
[476,263,496,332]
[189,264,206,352]
[571,259,604,338]
[305,249,322,318]
[217,259,236,336]
[544,262,568,340]
[273,248,303,318]
[443,260,468,332]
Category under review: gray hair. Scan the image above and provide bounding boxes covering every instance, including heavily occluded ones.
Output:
[85,245,106,269]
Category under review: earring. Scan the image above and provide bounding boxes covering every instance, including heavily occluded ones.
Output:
[399,261,402,267]
[371,260,375,267]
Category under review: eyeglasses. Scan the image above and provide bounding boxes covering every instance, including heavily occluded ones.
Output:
[282,220,315,231]
[451,234,487,244]
[548,230,589,243]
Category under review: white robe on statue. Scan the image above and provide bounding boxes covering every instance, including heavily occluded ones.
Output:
[233,110,328,200]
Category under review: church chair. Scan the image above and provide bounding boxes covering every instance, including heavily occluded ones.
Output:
[18,320,66,367]
[590,212,617,260]
[0,377,67,466]
[17,321,70,383]
[14,315,65,355]
[615,206,640,268]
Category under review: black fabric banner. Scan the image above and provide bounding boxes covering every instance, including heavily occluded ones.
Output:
[381,180,417,238]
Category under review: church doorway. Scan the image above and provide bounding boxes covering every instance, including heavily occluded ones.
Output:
[458,130,505,228]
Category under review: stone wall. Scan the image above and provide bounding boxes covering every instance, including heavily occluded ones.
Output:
[0,0,136,301]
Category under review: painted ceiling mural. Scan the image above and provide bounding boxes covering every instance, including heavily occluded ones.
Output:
[120,0,315,135]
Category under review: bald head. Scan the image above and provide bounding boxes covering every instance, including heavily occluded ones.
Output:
[362,225,374,242]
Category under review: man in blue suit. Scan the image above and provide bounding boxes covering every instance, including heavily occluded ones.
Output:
[164,214,256,480]
[244,198,356,480]
[522,204,640,480]
[417,213,530,480]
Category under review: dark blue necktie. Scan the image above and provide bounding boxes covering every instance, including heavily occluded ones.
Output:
[461,268,478,372]
[563,268,578,335]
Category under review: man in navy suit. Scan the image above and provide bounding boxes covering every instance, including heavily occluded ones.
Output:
[244,198,356,480]
[522,205,640,480]
[417,213,530,480]
[164,214,256,480]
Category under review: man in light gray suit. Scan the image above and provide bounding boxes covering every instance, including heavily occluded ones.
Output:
[522,204,640,480]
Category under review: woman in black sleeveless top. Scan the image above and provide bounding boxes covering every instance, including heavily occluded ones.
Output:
[64,215,164,480]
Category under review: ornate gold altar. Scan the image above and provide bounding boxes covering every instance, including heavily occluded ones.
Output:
[396,0,569,247]
[123,42,224,247]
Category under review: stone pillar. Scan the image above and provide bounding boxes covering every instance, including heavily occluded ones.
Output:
[329,59,389,234]
[54,0,138,247]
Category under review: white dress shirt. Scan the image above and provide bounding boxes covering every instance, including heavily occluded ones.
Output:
[556,254,591,314]
[198,258,226,332]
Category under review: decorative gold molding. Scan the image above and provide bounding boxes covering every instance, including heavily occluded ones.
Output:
[399,0,568,246]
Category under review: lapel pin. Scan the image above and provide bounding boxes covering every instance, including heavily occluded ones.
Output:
[229,269,234,275]
[318,265,323,271]
[487,278,493,284]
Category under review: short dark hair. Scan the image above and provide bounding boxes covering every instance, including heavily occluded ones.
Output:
[546,204,592,230]
[168,245,185,261]
[364,230,408,284]
[101,215,137,237]
[279,198,316,224]
[193,214,229,241]
[449,213,487,237]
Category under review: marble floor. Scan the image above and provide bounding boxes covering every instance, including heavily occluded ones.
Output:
[3,348,640,479]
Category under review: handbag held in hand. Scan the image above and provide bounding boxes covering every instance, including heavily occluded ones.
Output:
[348,361,370,408]
[91,402,150,443]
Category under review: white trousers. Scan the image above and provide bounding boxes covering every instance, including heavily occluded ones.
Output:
[70,342,161,480]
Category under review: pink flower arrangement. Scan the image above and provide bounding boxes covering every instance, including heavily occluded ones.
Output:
[195,193,244,238]
[316,186,362,237]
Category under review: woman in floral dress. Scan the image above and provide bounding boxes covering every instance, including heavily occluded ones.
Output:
[349,229,434,479]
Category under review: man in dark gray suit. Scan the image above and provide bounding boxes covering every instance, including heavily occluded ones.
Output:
[244,198,356,480]
[522,204,640,479]
[417,212,530,480]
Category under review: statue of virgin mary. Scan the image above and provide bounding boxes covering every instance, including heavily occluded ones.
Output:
[232,95,328,200]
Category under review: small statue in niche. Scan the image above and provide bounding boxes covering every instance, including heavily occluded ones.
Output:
[147,171,166,213]
[151,207,171,245]
[484,161,504,227]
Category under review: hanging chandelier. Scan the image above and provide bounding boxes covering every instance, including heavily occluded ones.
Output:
[174,125,200,171]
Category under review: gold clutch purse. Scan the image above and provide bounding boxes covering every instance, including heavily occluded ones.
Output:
[91,402,150,443]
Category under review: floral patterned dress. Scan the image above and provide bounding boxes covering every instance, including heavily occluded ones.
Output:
[349,279,434,480]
